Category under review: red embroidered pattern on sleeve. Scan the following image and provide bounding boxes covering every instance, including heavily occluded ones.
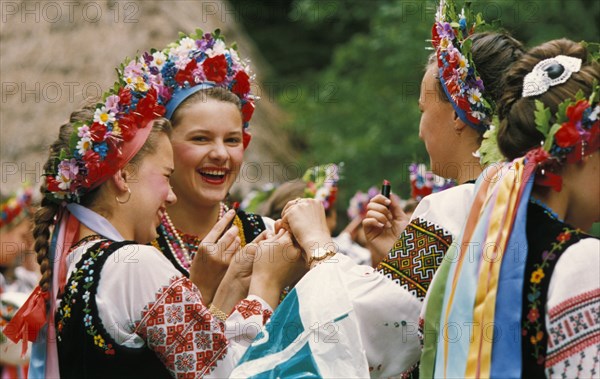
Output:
[546,288,600,367]
[134,276,229,378]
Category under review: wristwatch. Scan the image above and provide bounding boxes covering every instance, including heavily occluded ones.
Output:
[307,247,337,268]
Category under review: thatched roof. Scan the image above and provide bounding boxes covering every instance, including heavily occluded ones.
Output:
[0,0,296,196]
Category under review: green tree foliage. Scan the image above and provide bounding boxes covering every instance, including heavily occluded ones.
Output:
[232,0,599,223]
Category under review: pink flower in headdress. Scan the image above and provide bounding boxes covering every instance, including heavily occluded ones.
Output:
[436,22,455,40]
[57,159,79,190]
[105,95,120,113]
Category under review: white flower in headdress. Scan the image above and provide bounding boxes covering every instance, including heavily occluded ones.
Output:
[179,37,196,51]
[152,51,168,70]
[93,106,116,126]
[467,87,482,105]
[590,105,600,121]
[207,39,227,58]
[169,44,192,69]
[76,137,92,155]
[471,110,486,120]
[315,186,330,203]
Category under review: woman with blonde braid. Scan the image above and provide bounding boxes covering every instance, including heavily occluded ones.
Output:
[3,36,303,378]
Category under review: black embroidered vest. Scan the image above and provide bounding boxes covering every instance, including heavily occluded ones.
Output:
[520,202,591,377]
[56,240,172,379]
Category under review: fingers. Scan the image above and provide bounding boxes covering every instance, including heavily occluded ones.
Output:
[369,194,391,208]
[202,209,236,243]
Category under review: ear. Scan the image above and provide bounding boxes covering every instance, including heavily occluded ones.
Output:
[112,168,130,193]
[453,112,467,133]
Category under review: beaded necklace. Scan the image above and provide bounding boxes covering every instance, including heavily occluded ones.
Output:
[530,197,564,223]
[160,202,227,270]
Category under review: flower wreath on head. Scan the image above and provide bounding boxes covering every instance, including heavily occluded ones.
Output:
[45,29,255,204]
[526,82,599,191]
[432,0,492,132]
[0,185,34,229]
[302,163,342,212]
[347,187,378,220]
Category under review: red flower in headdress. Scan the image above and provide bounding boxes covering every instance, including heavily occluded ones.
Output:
[242,101,255,123]
[232,71,250,96]
[46,176,61,193]
[175,60,198,86]
[89,122,107,142]
[566,100,588,123]
[555,122,579,148]
[203,55,228,83]
[118,114,137,141]
[118,87,132,106]
[136,87,165,127]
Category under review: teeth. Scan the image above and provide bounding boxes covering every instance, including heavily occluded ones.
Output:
[202,170,226,176]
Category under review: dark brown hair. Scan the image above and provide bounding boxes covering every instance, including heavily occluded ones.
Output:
[497,39,600,160]
[35,113,172,292]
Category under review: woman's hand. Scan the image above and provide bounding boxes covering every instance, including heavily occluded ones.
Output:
[278,198,334,254]
[249,229,307,309]
[189,209,239,304]
[362,194,410,262]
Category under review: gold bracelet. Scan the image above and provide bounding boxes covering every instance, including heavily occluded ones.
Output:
[307,249,337,269]
[208,303,229,322]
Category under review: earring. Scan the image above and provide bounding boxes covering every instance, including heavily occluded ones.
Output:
[116,188,132,204]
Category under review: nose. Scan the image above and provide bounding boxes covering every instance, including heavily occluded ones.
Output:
[166,186,177,206]
[208,140,229,163]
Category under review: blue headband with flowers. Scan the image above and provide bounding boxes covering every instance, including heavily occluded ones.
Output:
[45,29,255,204]
[432,0,492,132]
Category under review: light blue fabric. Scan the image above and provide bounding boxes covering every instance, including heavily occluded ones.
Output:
[66,203,124,241]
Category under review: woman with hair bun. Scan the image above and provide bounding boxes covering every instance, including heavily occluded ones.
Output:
[421,38,599,378]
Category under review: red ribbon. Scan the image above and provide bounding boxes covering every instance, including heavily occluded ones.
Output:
[3,286,49,355]
[243,130,252,150]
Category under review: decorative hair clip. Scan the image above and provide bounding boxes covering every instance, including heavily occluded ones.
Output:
[409,163,455,201]
[45,29,254,204]
[526,83,599,191]
[1,185,34,229]
[432,0,491,132]
[522,55,582,97]
[302,163,342,211]
[347,187,378,220]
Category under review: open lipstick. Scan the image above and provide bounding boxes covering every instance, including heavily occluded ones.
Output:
[381,179,391,199]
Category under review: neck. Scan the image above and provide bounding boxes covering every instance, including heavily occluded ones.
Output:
[166,201,222,238]
[532,186,568,224]
[456,154,483,184]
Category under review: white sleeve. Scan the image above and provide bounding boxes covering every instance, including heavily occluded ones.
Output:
[408,183,475,238]
[95,244,272,378]
[545,238,600,378]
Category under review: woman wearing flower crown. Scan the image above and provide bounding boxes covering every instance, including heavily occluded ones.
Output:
[420,38,599,378]
[3,46,304,378]
[364,0,524,306]
[148,30,281,305]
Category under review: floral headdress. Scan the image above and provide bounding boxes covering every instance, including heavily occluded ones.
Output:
[0,185,34,229]
[526,82,599,191]
[409,163,455,201]
[302,163,342,211]
[432,0,491,131]
[45,29,255,203]
[347,187,378,220]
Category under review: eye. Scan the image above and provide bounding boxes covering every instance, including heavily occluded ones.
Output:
[226,137,242,144]
[191,136,208,142]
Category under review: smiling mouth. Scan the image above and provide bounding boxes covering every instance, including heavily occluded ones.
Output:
[198,169,228,184]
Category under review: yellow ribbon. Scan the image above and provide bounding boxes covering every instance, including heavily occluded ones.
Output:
[465,159,525,377]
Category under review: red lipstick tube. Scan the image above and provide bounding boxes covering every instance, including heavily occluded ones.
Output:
[381,179,391,199]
